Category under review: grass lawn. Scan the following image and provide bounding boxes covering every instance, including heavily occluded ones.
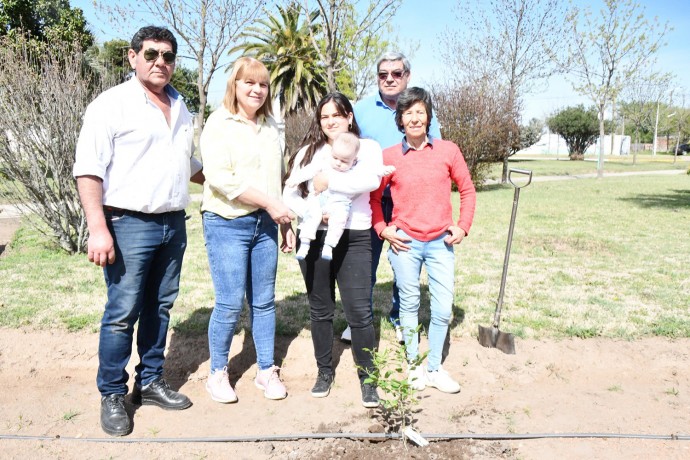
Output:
[1,172,688,340]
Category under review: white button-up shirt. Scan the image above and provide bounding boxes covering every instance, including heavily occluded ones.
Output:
[74,77,201,213]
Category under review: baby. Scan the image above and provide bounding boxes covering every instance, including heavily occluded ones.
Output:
[286,132,394,260]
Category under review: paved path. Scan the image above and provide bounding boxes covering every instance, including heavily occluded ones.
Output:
[485,168,687,185]
[528,168,686,182]
[0,203,30,219]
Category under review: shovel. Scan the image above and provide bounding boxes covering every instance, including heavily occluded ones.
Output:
[478,168,532,354]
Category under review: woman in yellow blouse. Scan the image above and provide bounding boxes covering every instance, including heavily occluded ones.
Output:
[199,57,295,404]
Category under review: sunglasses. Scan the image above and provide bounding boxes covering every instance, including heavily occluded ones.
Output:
[378,70,406,81]
[143,48,176,64]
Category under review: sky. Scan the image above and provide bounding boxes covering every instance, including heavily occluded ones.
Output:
[73,0,690,122]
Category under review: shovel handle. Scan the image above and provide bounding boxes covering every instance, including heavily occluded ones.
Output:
[493,168,532,327]
[508,168,532,189]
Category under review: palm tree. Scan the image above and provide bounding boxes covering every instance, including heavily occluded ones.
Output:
[232,3,326,116]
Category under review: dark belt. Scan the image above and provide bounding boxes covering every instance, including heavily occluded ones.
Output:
[103,206,183,217]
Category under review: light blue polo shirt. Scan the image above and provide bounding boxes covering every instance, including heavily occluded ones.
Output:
[353,91,442,149]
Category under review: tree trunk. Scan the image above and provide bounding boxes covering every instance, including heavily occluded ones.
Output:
[326,60,337,93]
[609,97,616,157]
[196,51,206,134]
[501,157,509,183]
[597,103,605,178]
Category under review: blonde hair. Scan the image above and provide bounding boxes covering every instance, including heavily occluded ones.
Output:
[332,132,360,161]
[223,57,273,118]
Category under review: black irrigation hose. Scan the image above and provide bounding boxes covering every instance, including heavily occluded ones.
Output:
[0,432,689,443]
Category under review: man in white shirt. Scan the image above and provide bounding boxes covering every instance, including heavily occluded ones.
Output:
[74,26,203,437]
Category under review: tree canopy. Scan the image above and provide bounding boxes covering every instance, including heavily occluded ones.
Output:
[0,0,93,49]
[547,105,599,159]
[0,33,112,253]
[298,0,401,94]
[520,118,544,150]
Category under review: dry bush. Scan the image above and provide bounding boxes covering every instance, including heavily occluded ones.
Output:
[431,79,516,186]
[0,36,114,253]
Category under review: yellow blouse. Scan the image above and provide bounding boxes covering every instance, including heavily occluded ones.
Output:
[199,106,284,219]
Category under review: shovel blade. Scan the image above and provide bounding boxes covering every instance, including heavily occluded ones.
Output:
[477,325,516,355]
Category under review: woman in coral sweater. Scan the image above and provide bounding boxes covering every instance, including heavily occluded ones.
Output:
[370,87,476,395]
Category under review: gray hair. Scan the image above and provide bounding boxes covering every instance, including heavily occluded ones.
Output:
[376,51,411,73]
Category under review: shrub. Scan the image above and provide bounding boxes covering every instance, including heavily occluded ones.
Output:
[0,34,115,253]
[547,105,599,159]
[432,79,516,186]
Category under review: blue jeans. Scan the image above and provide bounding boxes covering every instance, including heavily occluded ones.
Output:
[387,230,455,371]
[203,211,278,372]
[98,209,187,396]
[371,193,400,324]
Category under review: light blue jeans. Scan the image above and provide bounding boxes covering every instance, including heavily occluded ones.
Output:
[387,230,455,371]
[203,210,278,372]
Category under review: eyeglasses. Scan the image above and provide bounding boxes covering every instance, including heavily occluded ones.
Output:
[378,70,406,81]
[143,48,176,64]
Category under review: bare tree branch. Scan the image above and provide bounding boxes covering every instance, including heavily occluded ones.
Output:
[443,0,568,182]
[96,0,263,130]
[556,0,670,177]
[0,36,115,253]
[299,0,401,92]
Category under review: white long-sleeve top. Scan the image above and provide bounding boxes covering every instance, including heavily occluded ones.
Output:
[283,139,384,231]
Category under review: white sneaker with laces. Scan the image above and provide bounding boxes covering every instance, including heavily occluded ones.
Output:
[407,364,426,391]
[206,366,238,403]
[255,365,287,400]
[425,365,461,394]
[340,326,352,343]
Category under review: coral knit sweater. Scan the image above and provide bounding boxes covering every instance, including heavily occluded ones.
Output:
[370,138,477,242]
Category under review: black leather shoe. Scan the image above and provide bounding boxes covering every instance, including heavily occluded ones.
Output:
[100,394,131,436]
[132,378,192,410]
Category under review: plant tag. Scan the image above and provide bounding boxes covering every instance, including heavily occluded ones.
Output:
[403,427,429,447]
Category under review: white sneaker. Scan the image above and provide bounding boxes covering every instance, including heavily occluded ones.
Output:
[425,365,461,394]
[407,364,426,391]
[255,365,287,400]
[206,367,238,403]
[340,326,352,343]
[394,325,404,344]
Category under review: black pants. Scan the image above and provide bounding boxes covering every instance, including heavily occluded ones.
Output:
[298,228,375,380]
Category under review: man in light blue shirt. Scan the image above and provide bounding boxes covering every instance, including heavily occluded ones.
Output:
[349,51,441,344]
[355,53,441,147]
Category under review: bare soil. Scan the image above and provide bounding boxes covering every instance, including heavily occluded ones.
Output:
[0,329,688,459]
[1,219,689,459]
